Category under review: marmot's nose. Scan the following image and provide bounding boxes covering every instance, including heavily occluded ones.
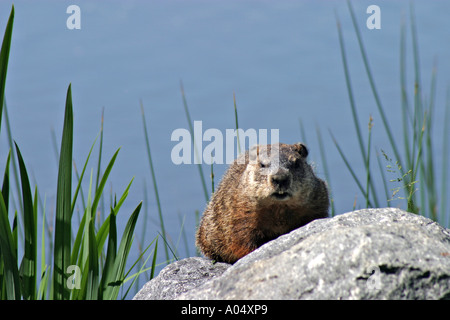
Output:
[270,174,290,190]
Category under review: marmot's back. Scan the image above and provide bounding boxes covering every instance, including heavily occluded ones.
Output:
[196,143,329,264]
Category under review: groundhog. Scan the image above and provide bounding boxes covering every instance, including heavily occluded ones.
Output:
[196,142,329,264]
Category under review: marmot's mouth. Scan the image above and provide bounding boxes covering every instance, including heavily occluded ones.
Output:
[271,191,291,200]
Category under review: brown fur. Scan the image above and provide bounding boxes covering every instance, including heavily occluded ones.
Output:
[196,143,329,264]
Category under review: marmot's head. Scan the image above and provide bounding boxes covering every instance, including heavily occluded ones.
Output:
[238,143,319,205]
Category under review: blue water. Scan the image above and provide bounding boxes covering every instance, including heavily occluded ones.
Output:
[1,0,449,296]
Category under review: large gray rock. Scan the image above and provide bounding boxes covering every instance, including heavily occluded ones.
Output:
[132,257,230,300]
[134,208,450,300]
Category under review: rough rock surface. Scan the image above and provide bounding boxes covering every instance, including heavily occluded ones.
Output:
[133,208,450,300]
[132,257,230,300]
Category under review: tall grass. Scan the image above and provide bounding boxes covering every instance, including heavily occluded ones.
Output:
[139,82,214,263]
[329,1,449,226]
[140,100,169,262]
[0,6,155,300]
[180,81,210,203]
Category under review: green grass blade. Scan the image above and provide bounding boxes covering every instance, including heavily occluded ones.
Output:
[96,177,134,255]
[72,171,94,300]
[400,15,413,171]
[1,150,11,212]
[423,64,438,220]
[158,230,179,262]
[0,5,14,135]
[149,237,158,280]
[86,218,99,300]
[95,108,104,193]
[138,181,149,281]
[2,27,23,216]
[409,115,426,214]
[347,1,403,170]
[51,128,59,163]
[81,170,94,269]
[99,210,117,299]
[95,214,110,257]
[15,143,37,300]
[71,135,98,216]
[71,169,93,268]
[140,100,169,261]
[409,3,425,213]
[38,195,48,299]
[365,117,373,208]
[178,212,190,257]
[336,11,367,165]
[11,209,18,255]
[37,265,49,300]
[4,104,23,215]
[53,84,74,300]
[0,190,20,299]
[33,186,38,241]
[316,126,335,216]
[91,148,120,220]
[179,82,209,202]
[121,237,157,299]
[112,202,142,293]
[233,92,241,155]
[0,149,10,299]
[102,202,142,300]
[410,2,423,134]
[70,210,87,267]
[0,151,10,299]
[376,150,390,207]
[11,209,18,274]
[330,130,373,208]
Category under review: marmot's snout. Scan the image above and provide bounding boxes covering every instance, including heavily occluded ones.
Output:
[270,171,292,200]
[270,172,290,189]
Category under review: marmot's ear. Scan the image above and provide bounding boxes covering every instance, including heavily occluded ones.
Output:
[294,143,308,158]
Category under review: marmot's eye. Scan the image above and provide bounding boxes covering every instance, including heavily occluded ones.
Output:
[288,155,301,168]
[293,157,301,168]
[260,162,270,168]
